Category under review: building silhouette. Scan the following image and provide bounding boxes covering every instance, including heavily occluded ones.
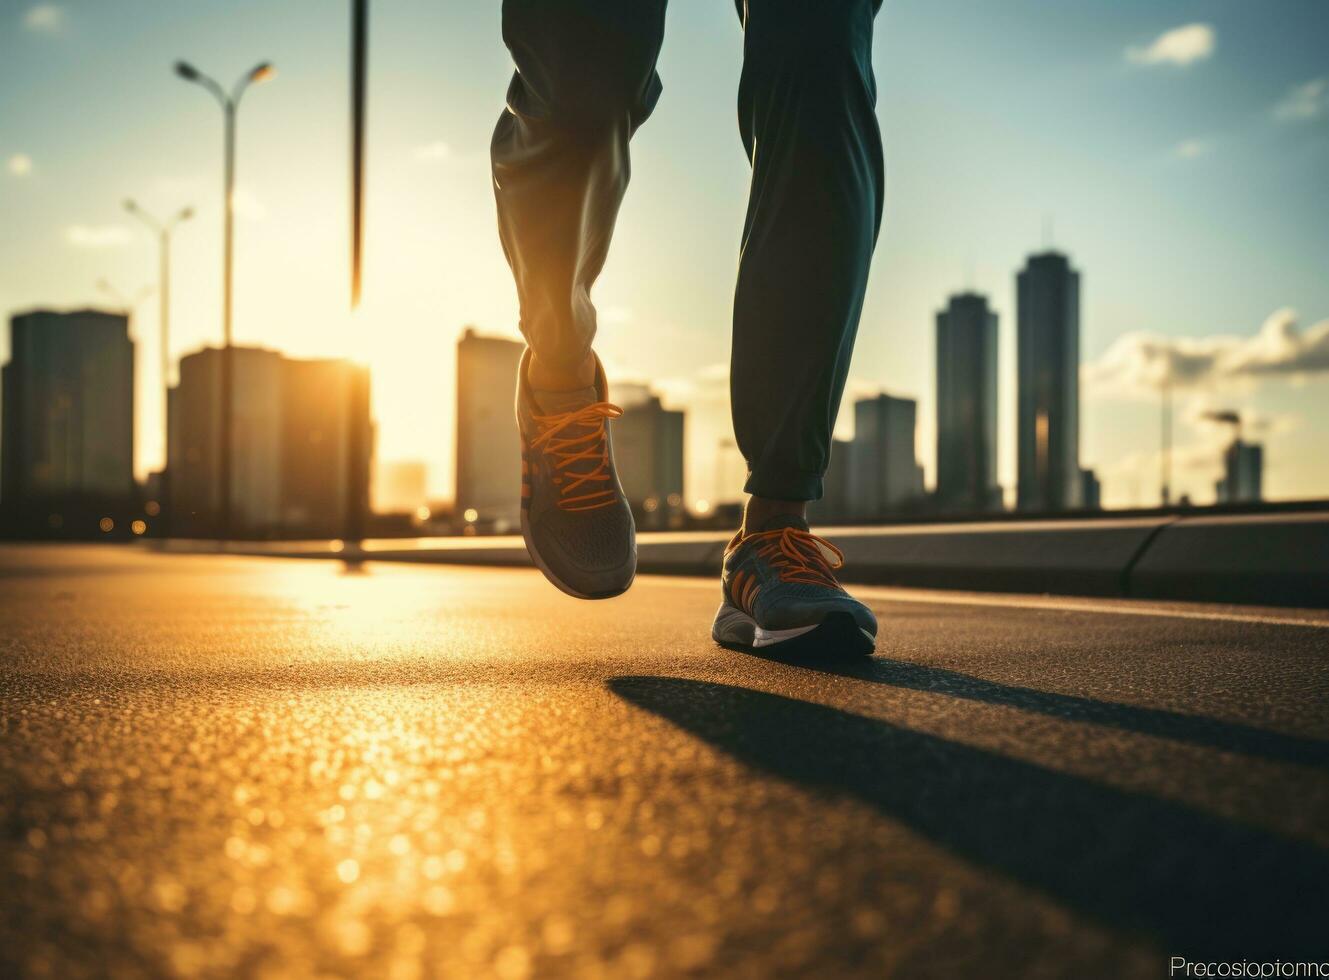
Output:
[808,438,852,524]
[2,309,135,537]
[1216,440,1263,504]
[848,394,924,520]
[614,392,685,530]
[1017,251,1081,511]
[282,357,372,535]
[1079,467,1102,510]
[455,328,523,531]
[936,292,999,511]
[168,346,370,537]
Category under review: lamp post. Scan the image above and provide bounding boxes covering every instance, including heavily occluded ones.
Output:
[97,279,154,315]
[174,58,274,541]
[345,0,369,549]
[124,200,192,535]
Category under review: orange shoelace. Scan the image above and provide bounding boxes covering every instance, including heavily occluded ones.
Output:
[529,401,624,511]
[730,525,846,589]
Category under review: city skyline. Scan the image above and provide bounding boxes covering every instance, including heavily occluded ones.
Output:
[2,1,1327,509]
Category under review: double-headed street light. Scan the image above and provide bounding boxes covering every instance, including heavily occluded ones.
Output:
[174,58,274,541]
[97,279,155,316]
[124,199,193,534]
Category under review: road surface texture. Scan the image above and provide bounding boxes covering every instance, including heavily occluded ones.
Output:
[2,545,1328,978]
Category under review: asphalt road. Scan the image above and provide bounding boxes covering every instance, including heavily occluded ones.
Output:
[2,545,1328,979]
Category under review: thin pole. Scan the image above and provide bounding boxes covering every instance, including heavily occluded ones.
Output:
[219,100,236,542]
[160,227,172,535]
[351,0,367,309]
[345,0,369,546]
[1161,374,1172,507]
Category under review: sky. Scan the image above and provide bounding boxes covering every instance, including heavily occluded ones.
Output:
[2,0,1327,509]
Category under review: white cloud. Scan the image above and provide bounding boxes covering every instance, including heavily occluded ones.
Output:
[23,4,63,33]
[1273,77,1328,123]
[1127,23,1215,67]
[1084,309,1329,397]
[415,140,452,161]
[1173,138,1211,159]
[67,224,132,248]
[7,153,33,176]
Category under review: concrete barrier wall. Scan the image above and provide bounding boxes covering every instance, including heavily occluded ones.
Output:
[821,519,1169,597]
[159,510,1329,609]
[1128,512,1329,607]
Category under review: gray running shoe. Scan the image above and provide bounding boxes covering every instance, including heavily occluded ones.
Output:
[712,515,876,656]
[516,350,636,599]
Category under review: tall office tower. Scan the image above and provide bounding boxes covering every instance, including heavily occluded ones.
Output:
[280,357,372,537]
[848,394,924,520]
[1215,440,1263,504]
[808,438,852,524]
[1079,467,1102,510]
[1016,251,1081,511]
[169,347,370,537]
[170,346,283,535]
[614,392,685,530]
[2,309,135,535]
[936,292,999,511]
[455,328,523,530]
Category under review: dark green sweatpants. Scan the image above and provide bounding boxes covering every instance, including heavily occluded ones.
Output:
[491,0,884,501]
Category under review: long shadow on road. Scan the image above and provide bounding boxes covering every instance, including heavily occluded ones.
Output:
[743,650,1329,770]
[609,675,1329,958]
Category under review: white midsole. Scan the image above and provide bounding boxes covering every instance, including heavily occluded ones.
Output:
[752,623,820,647]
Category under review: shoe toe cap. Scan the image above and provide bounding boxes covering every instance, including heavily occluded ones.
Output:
[529,502,637,596]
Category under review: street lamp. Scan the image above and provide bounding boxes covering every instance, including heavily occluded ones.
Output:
[97,279,154,315]
[124,199,193,535]
[174,58,274,541]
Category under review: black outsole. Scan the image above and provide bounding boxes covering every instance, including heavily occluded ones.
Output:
[717,611,875,659]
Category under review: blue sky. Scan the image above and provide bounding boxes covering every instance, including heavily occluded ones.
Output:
[2,0,1327,508]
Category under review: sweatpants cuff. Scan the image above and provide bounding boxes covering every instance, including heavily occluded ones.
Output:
[743,467,823,503]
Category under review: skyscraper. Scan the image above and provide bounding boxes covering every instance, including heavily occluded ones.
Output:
[280,357,372,536]
[614,392,685,530]
[1016,251,1081,511]
[2,309,135,535]
[1079,467,1102,510]
[455,328,523,530]
[848,394,924,520]
[168,346,371,537]
[170,346,283,534]
[936,292,999,511]
[1215,440,1263,504]
[808,438,852,524]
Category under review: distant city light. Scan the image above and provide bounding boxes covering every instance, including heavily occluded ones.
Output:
[415,505,431,522]
[643,496,659,513]
[98,517,114,532]
[144,500,161,517]
[694,499,711,514]
[131,520,147,535]
[463,508,479,523]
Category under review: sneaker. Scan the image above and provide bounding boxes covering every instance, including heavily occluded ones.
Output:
[516,350,636,599]
[712,515,876,656]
